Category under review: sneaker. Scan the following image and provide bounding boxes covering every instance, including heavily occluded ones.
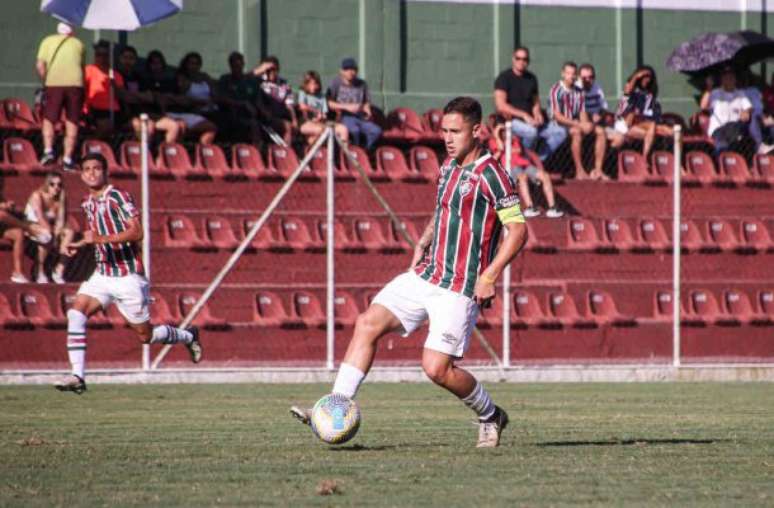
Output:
[290,405,312,426]
[63,158,77,172]
[39,151,56,166]
[477,406,509,448]
[54,374,87,394]
[36,272,50,284]
[523,207,541,218]
[758,143,774,155]
[52,271,66,284]
[185,326,203,363]
[10,272,29,284]
[545,207,565,219]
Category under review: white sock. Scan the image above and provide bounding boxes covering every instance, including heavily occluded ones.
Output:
[150,325,193,344]
[63,155,72,164]
[331,362,366,399]
[66,309,87,379]
[462,382,496,421]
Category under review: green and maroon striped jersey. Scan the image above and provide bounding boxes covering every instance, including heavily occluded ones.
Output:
[81,185,144,277]
[414,152,524,297]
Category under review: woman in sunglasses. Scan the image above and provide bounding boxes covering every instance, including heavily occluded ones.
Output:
[24,172,75,283]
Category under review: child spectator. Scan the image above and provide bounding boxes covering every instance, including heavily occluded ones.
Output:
[297,70,349,145]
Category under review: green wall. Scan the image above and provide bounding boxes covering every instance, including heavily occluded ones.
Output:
[2,0,771,118]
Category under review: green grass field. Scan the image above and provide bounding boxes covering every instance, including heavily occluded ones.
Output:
[1,382,773,507]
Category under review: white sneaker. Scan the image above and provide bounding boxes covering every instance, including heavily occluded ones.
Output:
[52,272,66,284]
[290,405,312,426]
[758,143,774,155]
[523,207,541,218]
[36,273,50,284]
[477,406,509,448]
[10,273,29,284]
[545,207,565,218]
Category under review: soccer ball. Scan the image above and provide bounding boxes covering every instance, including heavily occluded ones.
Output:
[310,393,361,445]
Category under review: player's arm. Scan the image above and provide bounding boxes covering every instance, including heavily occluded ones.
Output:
[474,221,527,307]
[410,218,435,269]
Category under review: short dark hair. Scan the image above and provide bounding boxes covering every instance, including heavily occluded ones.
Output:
[579,63,595,75]
[443,96,482,126]
[93,39,110,52]
[262,55,280,68]
[81,153,108,173]
[120,45,137,57]
[562,61,577,70]
[228,51,244,65]
[513,46,530,57]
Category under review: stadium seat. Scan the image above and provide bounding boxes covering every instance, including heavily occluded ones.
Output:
[353,217,393,252]
[376,146,411,181]
[389,218,420,252]
[547,292,596,328]
[253,291,298,327]
[705,219,738,252]
[307,146,343,179]
[17,290,62,328]
[652,290,675,322]
[341,144,387,181]
[650,150,677,183]
[685,150,719,184]
[679,219,707,252]
[408,145,440,181]
[82,139,132,177]
[757,290,774,322]
[164,214,209,249]
[512,290,553,328]
[157,142,208,179]
[717,151,751,185]
[231,143,275,180]
[660,112,687,130]
[602,218,646,252]
[177,292,228,329]
[382,107,425,144]
[203,216,240,249]
[638,218,671,251]
[738,220,773,253]
[195,144,231,179]
[722,289,768,325]
[617,150,649,183]
[243,219,286,251]
[120,140,165,177]
[292,291,326,328]
[316,218,356,251]
[57,291,111,328]
[280,216,322,251]
[524,221,558,253]
[586,290,636,326]
[753,153,774,184]
[268,144,302,179]
[149,291,179,325]
[2,137,43,173]
[421,108,444,142]
[3,98,40,132]
[688,289,728,325]
[0,293,29,328]
[334,290,360,327]
[567,218,608,252]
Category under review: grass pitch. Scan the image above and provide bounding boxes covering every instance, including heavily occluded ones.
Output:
[1,382,773,507]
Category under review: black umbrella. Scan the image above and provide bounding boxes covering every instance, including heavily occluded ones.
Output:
[666,30,774,73]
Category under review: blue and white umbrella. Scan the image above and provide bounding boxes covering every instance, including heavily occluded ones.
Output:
[41,0,182,31]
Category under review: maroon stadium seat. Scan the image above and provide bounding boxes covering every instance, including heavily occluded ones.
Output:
[409,145,440,181]
[383,107,425,144]
[3,98,40,132]
[231,143,275,180]
[195,143,231,179]
[243,219,285,251]
[149,292,179,325]
[280,216,322,251]
[177,291,227,329]
[650,150,677,183]
[717,151,751,185]
[18,290,62,328]
[722,289,768,325]
[738,220,773,253]
[617,150,649,183]
[120,140,164,177]
[292,291,326,328]
[602,218,646,252]
[157,142,208,179]
[688,289,725,325]
[679,219,706,252]
[307,145,345,179]
[547,292,595,328]
[57,291,111,328]
[638,218,671,251]
[316,218,355,251]
[353,217,391,252]
[2,137,43,173]
[567,218,606,251]
[652,290,675,322]
[376,146,411,181]
[253,291,298,327]
[705,219,738,252]
[164,214,209,249]
[421,108,444,143]
[753,153,774,184]
[341,144,387,181]
[586,290,636,326]
[685,150,719,184]
[203,216,240,249]
[0,293,29,328]
[757,290,774,322]
[334,290,360,327]
[512,290,552,327]
[268,144,301,179]
[82,139,132,177]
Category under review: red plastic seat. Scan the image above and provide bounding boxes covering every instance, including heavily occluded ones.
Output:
[353,218,392,251]
[157,142,207,179]
[523,221,558,253]
[685,150,719,184]
[753,153,774,183]
[280,216,322,251]
[164,214,208,249]
[477,295,504,328]
[602,218,645,252]
[376,146,411,181]
[231,143,275,179]
[119,140,163,177]
[307,146,345,179]
[650,150,677,182]
[82,139,132,177]
[292,291,326,328]
[335,290,360,326]
[0,293,29,328]
[757,290,774,321]
[316,218,355,251]
[57,291,111,328]
[705,219,737,252]
[567,218,606,251]
[547,292,595,328]
[3,98,40,132]
[383,107,425,144]
[738,220,773,253]
[638,218,671,251]
[253,291,298,327]
[421,108,444,142]
[18,290,63,328]
[2,137,43,173]
[389,218,420,252]
[149,291,179,325]
[617,150,649,183]
[243,219,284,251]
[679,220,706,252]
[688,289,725,325]
[268,145,301,179]
[177,291,227,329]
[341,144,387,181]
[722,289,767,325]
[717,151,751,184]
[409,145,440,181]
[195,144,231,179]
[203,216,239,249]
[586,290,636,326]
[512,290,552,327]
[653,290,675,322]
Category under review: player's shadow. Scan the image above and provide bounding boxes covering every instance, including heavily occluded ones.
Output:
[535,438,726,447]
[328,443,445,452]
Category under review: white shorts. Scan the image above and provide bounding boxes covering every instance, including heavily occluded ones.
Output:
[372,271,479,358]
[77,272,151,324]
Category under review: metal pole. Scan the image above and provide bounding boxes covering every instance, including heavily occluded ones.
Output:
[140,114,151,370]
[502,121,513,368]
[109,40,114,130]
[151,129,331,369]
[326,124,335,370]
[672,124,682,368]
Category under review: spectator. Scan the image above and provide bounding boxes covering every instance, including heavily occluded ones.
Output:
[130,50,183,144]
[297,70,349,145]
[740,71,774,154]
[548,61,607,180]
[139,50,176,95]
[253,55,297,144]
[217,51,268,142]
[83,40,127,140]
[36,22,84,171]
[1,199,52,283]
[326,57,382,150]
[614,65,672,158]
[494,47,565,160]
[577,63,609,122]
[165,70,218,145]
[117,45,142,92]
[24,172,74,284]
[488,122,563,218]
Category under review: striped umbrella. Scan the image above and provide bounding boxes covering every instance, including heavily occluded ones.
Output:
[40,0,182,31]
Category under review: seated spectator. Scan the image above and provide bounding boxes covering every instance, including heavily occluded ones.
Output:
[548,61,607,180]
[327,58,382,150]
[1,200,52,283]
[577,63,609,124]
[164,70,218,145]
[217,51,269,143]
[130,49,183,144]
[253,55,297,145]
[611,66,671,158]
[740,71,774,154]
[24,172,74,283]
[117,45,142,93]
[494,47,564,161]
[488,122,563,218]
[297,70,349,145]
[139,49,177,95]
[83,40,127,140]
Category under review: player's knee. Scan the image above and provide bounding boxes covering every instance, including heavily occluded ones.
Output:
[422,359,450,386]
[354,312,384,341]
[66,309,87,330]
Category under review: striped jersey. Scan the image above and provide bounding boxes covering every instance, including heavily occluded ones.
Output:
[81,185,144,277]
[414,152,524,298]
[549,80,585,120]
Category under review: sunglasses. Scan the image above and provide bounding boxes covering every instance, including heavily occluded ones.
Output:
[49,181,62,188]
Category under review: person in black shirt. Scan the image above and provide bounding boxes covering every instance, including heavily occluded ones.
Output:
[494,47,566,160]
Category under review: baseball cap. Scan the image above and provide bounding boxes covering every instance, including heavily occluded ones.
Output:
[57,22,73,35]
[341,57,358,70]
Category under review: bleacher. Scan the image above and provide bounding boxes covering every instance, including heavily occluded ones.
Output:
[1,97,773,370]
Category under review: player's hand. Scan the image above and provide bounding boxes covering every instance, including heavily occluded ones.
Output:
[473,277,496,309]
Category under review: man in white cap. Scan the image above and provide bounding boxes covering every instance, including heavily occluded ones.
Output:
[36,22,85,171]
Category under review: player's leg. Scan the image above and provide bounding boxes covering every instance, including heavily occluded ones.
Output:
[55,293,103,394]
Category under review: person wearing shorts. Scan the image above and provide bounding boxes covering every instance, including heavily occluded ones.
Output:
[53,153,203,394]
[36,23,85,171]
[291,97,528,448]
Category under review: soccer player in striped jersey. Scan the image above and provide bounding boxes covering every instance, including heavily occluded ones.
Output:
[292,97,527,447]
[54,153,202,394]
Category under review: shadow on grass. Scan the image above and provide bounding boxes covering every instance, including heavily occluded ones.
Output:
[535,438,727,447]
[328,443,446,452]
